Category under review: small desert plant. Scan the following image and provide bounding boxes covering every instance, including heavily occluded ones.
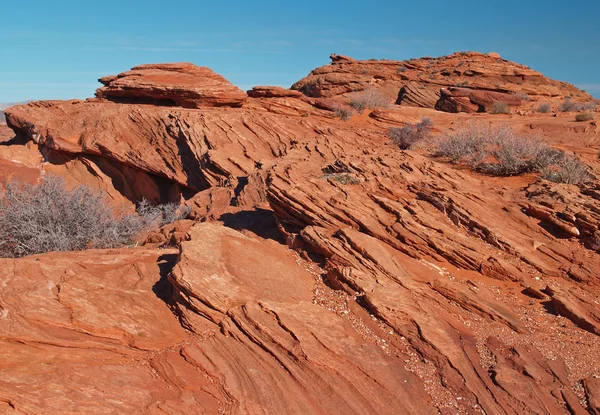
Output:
[490,102,511,114]
[575,112,594,122]
[348,88,388,113]
[323,173,360,185]
[0,176,189,258]
[560,98,597,112]
[516,92,531,102]
[539,155,591,184]
[137,199,191,228]
[333,103,354,121]
[397,66,407,73]
[388,118,433,150]
[434,124,590,182]
[537,103,551,113]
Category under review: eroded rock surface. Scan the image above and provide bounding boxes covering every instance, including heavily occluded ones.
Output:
[293,52,596,113]
[96,63,247,108]
[1,56,600,414]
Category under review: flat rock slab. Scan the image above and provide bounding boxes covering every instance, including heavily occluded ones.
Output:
[96,62,247,108]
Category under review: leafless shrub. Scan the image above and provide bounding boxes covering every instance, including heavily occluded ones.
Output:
[537,103,551,113]
[0,176,189,258]
[348,88,388,113]
[490,102,511,114]
[560,98,597,112]
[323,173,360,185]
[333,103,354,120]
[516,92,531,102]
[434,124,590,181]
[137,199,191,228]
[434,123,493,164]
[387,118,433,150]
[539,155,591,184]
[575,112,594,122]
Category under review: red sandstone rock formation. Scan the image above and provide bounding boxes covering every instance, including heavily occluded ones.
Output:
[293,52,596,113]
[96,62,247,108]
[1,56,600,414]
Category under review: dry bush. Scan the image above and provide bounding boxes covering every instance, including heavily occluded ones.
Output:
[540,155,591,184]
[575,112,594,122]
[333,103,354,121]
[537,103,551,113]
[490,102,511,114]
[137,199,191,228]
[434,123,493,164]
[348,88,388,113]
[323,173,360,185]
[516,92,531,102]
[387,118,433,150]
[0,176,189,258]
[560,98,597,112]
[434,124,590,182]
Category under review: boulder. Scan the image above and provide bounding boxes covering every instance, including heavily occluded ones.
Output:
[96,62,247,108]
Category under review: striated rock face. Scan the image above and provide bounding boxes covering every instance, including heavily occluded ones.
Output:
[2,58,600,414]
[247,85,304,98]
[292,52,595,113]
[436,87,523,112]
[96,63,247,108]
[396,81,441,108]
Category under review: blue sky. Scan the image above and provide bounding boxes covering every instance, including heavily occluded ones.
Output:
[1,0,599,102]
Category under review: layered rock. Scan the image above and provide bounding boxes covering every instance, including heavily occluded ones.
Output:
[1,58,600,414]
[292,52,595,113]
[436,87,523,112]
[396,81,441,108]
[247,85,303,99]
[96,63,247,108]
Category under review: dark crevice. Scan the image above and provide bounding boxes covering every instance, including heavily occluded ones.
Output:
[230,176,249,206]
[153,253,179,305]
[219,208,285,243]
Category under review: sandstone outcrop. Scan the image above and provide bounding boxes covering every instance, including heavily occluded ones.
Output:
[1,57,600,414]
[293,52,595,113]
[96,63,247,108]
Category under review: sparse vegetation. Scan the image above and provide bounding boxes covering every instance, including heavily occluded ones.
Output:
[560,97,597,112]
[434,124,590,183]
[575,112,594,122]
[387,118,433,150]
[0,176,189,258]
[348,88,388,113]
[516,92,531,102]
[397,66,407,73]
[137,198,191,229]
[333,103,354,121]
[323,173,360,185]
[539,155,591,184]
[537,103,551,113]
[490,102,511,114]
